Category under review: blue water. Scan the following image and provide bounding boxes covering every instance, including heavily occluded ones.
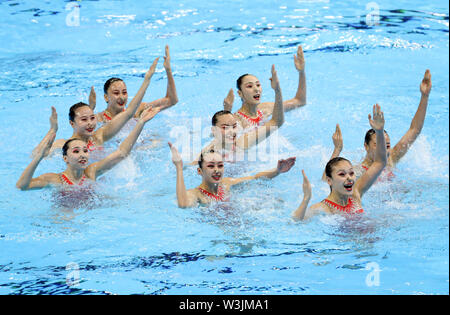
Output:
[0,0,448,294]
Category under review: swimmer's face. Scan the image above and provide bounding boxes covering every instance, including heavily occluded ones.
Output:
[212,114,239,146]
[104,80,128,112]
[237,75,262,106]
[198,152,224,184]
[70,106,97,137]
[63,140,89,169]
[327,160,356,196]
[365,132,391,161]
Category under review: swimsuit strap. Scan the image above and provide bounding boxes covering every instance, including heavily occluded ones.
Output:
[323,197,363,214]
[198,185,225,202]
[362,164,395,179]
[103,112,112,121]
[237,110,263,126]
[103,108,126,121]
[61,173,86,186]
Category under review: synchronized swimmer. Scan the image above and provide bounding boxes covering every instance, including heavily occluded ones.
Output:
[16,44,433,222]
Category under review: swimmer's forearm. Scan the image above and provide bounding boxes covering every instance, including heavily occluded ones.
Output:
[271,86,284,127]
[292,196,311,221]
[410,94,429,134]
[127,79,151,115]
[284,70,306,111]
[16,155,43,190]
[165,67,178,107]
[374,129,387,166]
[175,165,190,208]
[255,168,279,180]
[118,120,145,156]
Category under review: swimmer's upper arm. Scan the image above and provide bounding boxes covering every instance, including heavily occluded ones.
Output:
[179,189,199,208]
[222,176,255,187]
[23,173,59,190]
[258,102,274,117]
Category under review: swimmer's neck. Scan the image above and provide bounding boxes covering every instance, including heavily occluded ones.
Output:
[326,191,351,207]
[211,138,236,152]
[238,101,260,117]
[105,105,124,116]
[71,132,92,143]
[63,167,85,182]
[199,181,220,194]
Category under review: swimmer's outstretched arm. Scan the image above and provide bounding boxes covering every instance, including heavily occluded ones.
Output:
[390,69,432,165]
[354,104,387,197]
[86,107,160,179]
[88,86,96,111]
[223,157,296,186]
[169,142,198,208]
[236,65,285,149]
[135,45,179,117]
[16,131,59,190]
[98,57,159,143]
[292,170,312,221]
[321,124,343,181]
[259,45,306,114]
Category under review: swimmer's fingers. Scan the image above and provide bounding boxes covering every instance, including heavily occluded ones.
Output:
[168,142,183,165]
[294,45,305,71]
[332,123,343,149]
[277,157,296,173]
[223,88,234,111]
[145,57,160,80]
[301,170,312,198]
[270,64,280,90]
[420,69,432,96]
[163,45,171,70]
[50,106,58,132]
[89,86,96,110]
[368,104,385,131]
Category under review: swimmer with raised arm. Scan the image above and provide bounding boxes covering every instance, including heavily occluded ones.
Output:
[169,143,296,208]
[223,45,306,129]
[16,107,160,190]
[292,104,387,221]
[49,58,160,154]
[326,70,432,177]
[92,45,178,122]
[195,65,285,163]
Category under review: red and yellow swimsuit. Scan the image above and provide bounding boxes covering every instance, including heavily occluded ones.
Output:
[198,185,226,202]
[323,197,364,214]
[61,173,87,186]
[236,110,264,127]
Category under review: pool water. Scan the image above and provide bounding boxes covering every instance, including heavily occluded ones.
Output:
[0,0,448,294]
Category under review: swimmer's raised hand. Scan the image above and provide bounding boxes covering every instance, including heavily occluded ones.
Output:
[270,65,280,91]
[420,69,432,96]
[89,86,96,110]
[138,105,160,123]
[368,103,385,131]
[294,45,305,72]
[145,57,160,81]
[50,106,58,132]
[163,45,171,71]
[332,124,343,152]
[168,142,183,167]
[223,88,234,112]
[301,169,311,200]
[33,130,56,159]
[277,157,296,174]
